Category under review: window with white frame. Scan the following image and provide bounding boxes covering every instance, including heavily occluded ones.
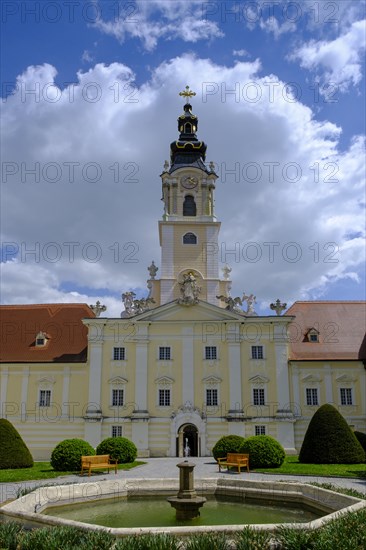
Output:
[112,388,124,407]
[113,347,126,360]
[39,389,51,407]
[306,388,318,406]
[159,389,171,407]
[112,425,123,438]
[251,345,264,359]
[206,388,218,406]
[253,388,265,406]
[255,425,266,435]
[205,346,217,360]
[340,387,353,405]
[159,346,171,360]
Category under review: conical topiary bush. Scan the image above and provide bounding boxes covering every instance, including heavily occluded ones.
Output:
[0,419,34,469]
[299,404,365,464]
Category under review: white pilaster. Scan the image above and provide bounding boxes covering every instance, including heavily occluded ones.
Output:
[291,364,300,415]
[274,342,291,410]
[182,326,194,405]
[21,367,30,411]
[134,342,148,411]
[205,225,219,279]
[62,367,71,418]
[228,342,242,412]
[324,365,333,403]
[160,224,174,278]
[0,369,9,418]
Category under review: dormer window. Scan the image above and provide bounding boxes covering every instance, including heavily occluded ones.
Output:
[35,331,48,347]
[305,328,320,343]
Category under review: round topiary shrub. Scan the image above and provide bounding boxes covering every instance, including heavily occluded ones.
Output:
[354,431,366,454]
[0,419,34,469]
[96,437,137,463]
[50,439,95,472]
[299,404,366,464]
[212,435,246,461]
[239,435,285,469]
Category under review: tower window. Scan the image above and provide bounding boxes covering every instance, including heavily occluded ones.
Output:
[183,232,197,244]
[183,195,196,216]
[184,122,192,133]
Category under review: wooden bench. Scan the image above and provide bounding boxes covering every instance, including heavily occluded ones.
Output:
[217,453,249,473]
[80,454,118,477]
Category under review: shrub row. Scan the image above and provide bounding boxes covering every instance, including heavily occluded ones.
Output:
[2,509,366,550]
[212,434,285,469]
[51,437,138,471]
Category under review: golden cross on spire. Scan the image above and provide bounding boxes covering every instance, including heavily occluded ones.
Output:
[179,85,196,103]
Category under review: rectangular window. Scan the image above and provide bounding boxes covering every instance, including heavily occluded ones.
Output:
[112,425,123,438]
[159,346,171,360]
[206,388,218,406]
[39,389,51,407]
[251,346,264,359]
[255,425,266,436]
[112,389,124,407]
[159,389,171,407]
[113,347,125,360]
[253,388,265,406]
[340,388,353,405]
[205,346,217,360]
[306,388,318,406]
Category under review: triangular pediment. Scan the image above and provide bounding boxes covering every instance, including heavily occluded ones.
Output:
[37,376,55,386]
[336,374,355,383]
[202,376,222,384]
[132,300,246,323]
[155,376,175,385]
[108,376,128,385]
[249,375,269,384]
[302,374,321,383]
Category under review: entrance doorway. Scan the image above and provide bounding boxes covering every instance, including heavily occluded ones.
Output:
[177,424,199,457]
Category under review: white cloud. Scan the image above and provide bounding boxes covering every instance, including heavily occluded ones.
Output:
[1,55,365,312]
[81,50,94,63]
[232,49,249,57]
[259,16,296,39]
[93,0,224,51]
[289,19,366,93]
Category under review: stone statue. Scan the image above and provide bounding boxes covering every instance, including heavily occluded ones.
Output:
[178,272,201,306]
[217,294,243,313]
[222,265,232,280]
[243,293,257,315]
[148,260,158,279]
[89,301,106,317]
[133,297,155,314]
[270,299,287,316]
[121,291,136,316]
[209,161,215,172]
[163,160,169,171]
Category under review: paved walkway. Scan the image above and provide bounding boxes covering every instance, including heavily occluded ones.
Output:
[1,457,365,504]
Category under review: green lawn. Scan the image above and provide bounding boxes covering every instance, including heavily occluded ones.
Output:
[255,455,366,478]
[0,461,146,483]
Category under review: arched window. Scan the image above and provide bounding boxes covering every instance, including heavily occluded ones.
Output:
[183,195,196,216]
[184,122,192,133]
[183,232,197,244]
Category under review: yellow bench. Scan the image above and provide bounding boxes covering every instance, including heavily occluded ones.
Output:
[217,453,249,473]
[80,454,118,477]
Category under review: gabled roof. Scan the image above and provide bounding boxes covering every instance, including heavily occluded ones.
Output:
[0,304,95,363]
[286,301,366,361]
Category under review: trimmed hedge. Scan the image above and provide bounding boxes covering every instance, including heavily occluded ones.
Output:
[211,435,245,461]
[50,439,95,472]
[354,431,366,454]
[0,419,33,469]
[96,437,137,463]
[299,404,365,464]
[239,435,285,469]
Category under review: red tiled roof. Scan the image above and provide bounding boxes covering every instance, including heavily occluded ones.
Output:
[286,301,366,361]
[0,304,95,363]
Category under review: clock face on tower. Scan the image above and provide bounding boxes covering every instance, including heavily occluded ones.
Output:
[181,175,198,189]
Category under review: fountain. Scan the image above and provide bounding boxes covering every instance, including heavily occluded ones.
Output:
[166,460,206,520]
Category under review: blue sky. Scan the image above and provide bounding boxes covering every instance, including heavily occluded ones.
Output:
[1,0,365,315]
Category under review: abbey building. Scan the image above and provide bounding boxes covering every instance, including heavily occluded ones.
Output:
[1,90,365,459]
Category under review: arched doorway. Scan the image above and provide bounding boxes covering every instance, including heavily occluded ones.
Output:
[177,423,199,457]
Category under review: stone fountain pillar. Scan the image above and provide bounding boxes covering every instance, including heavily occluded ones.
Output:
[167,460,206,520]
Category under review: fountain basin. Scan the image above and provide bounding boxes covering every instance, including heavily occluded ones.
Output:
[1,478,365,537]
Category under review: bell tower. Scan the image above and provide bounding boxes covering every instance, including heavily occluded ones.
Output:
[149,87,231,307]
